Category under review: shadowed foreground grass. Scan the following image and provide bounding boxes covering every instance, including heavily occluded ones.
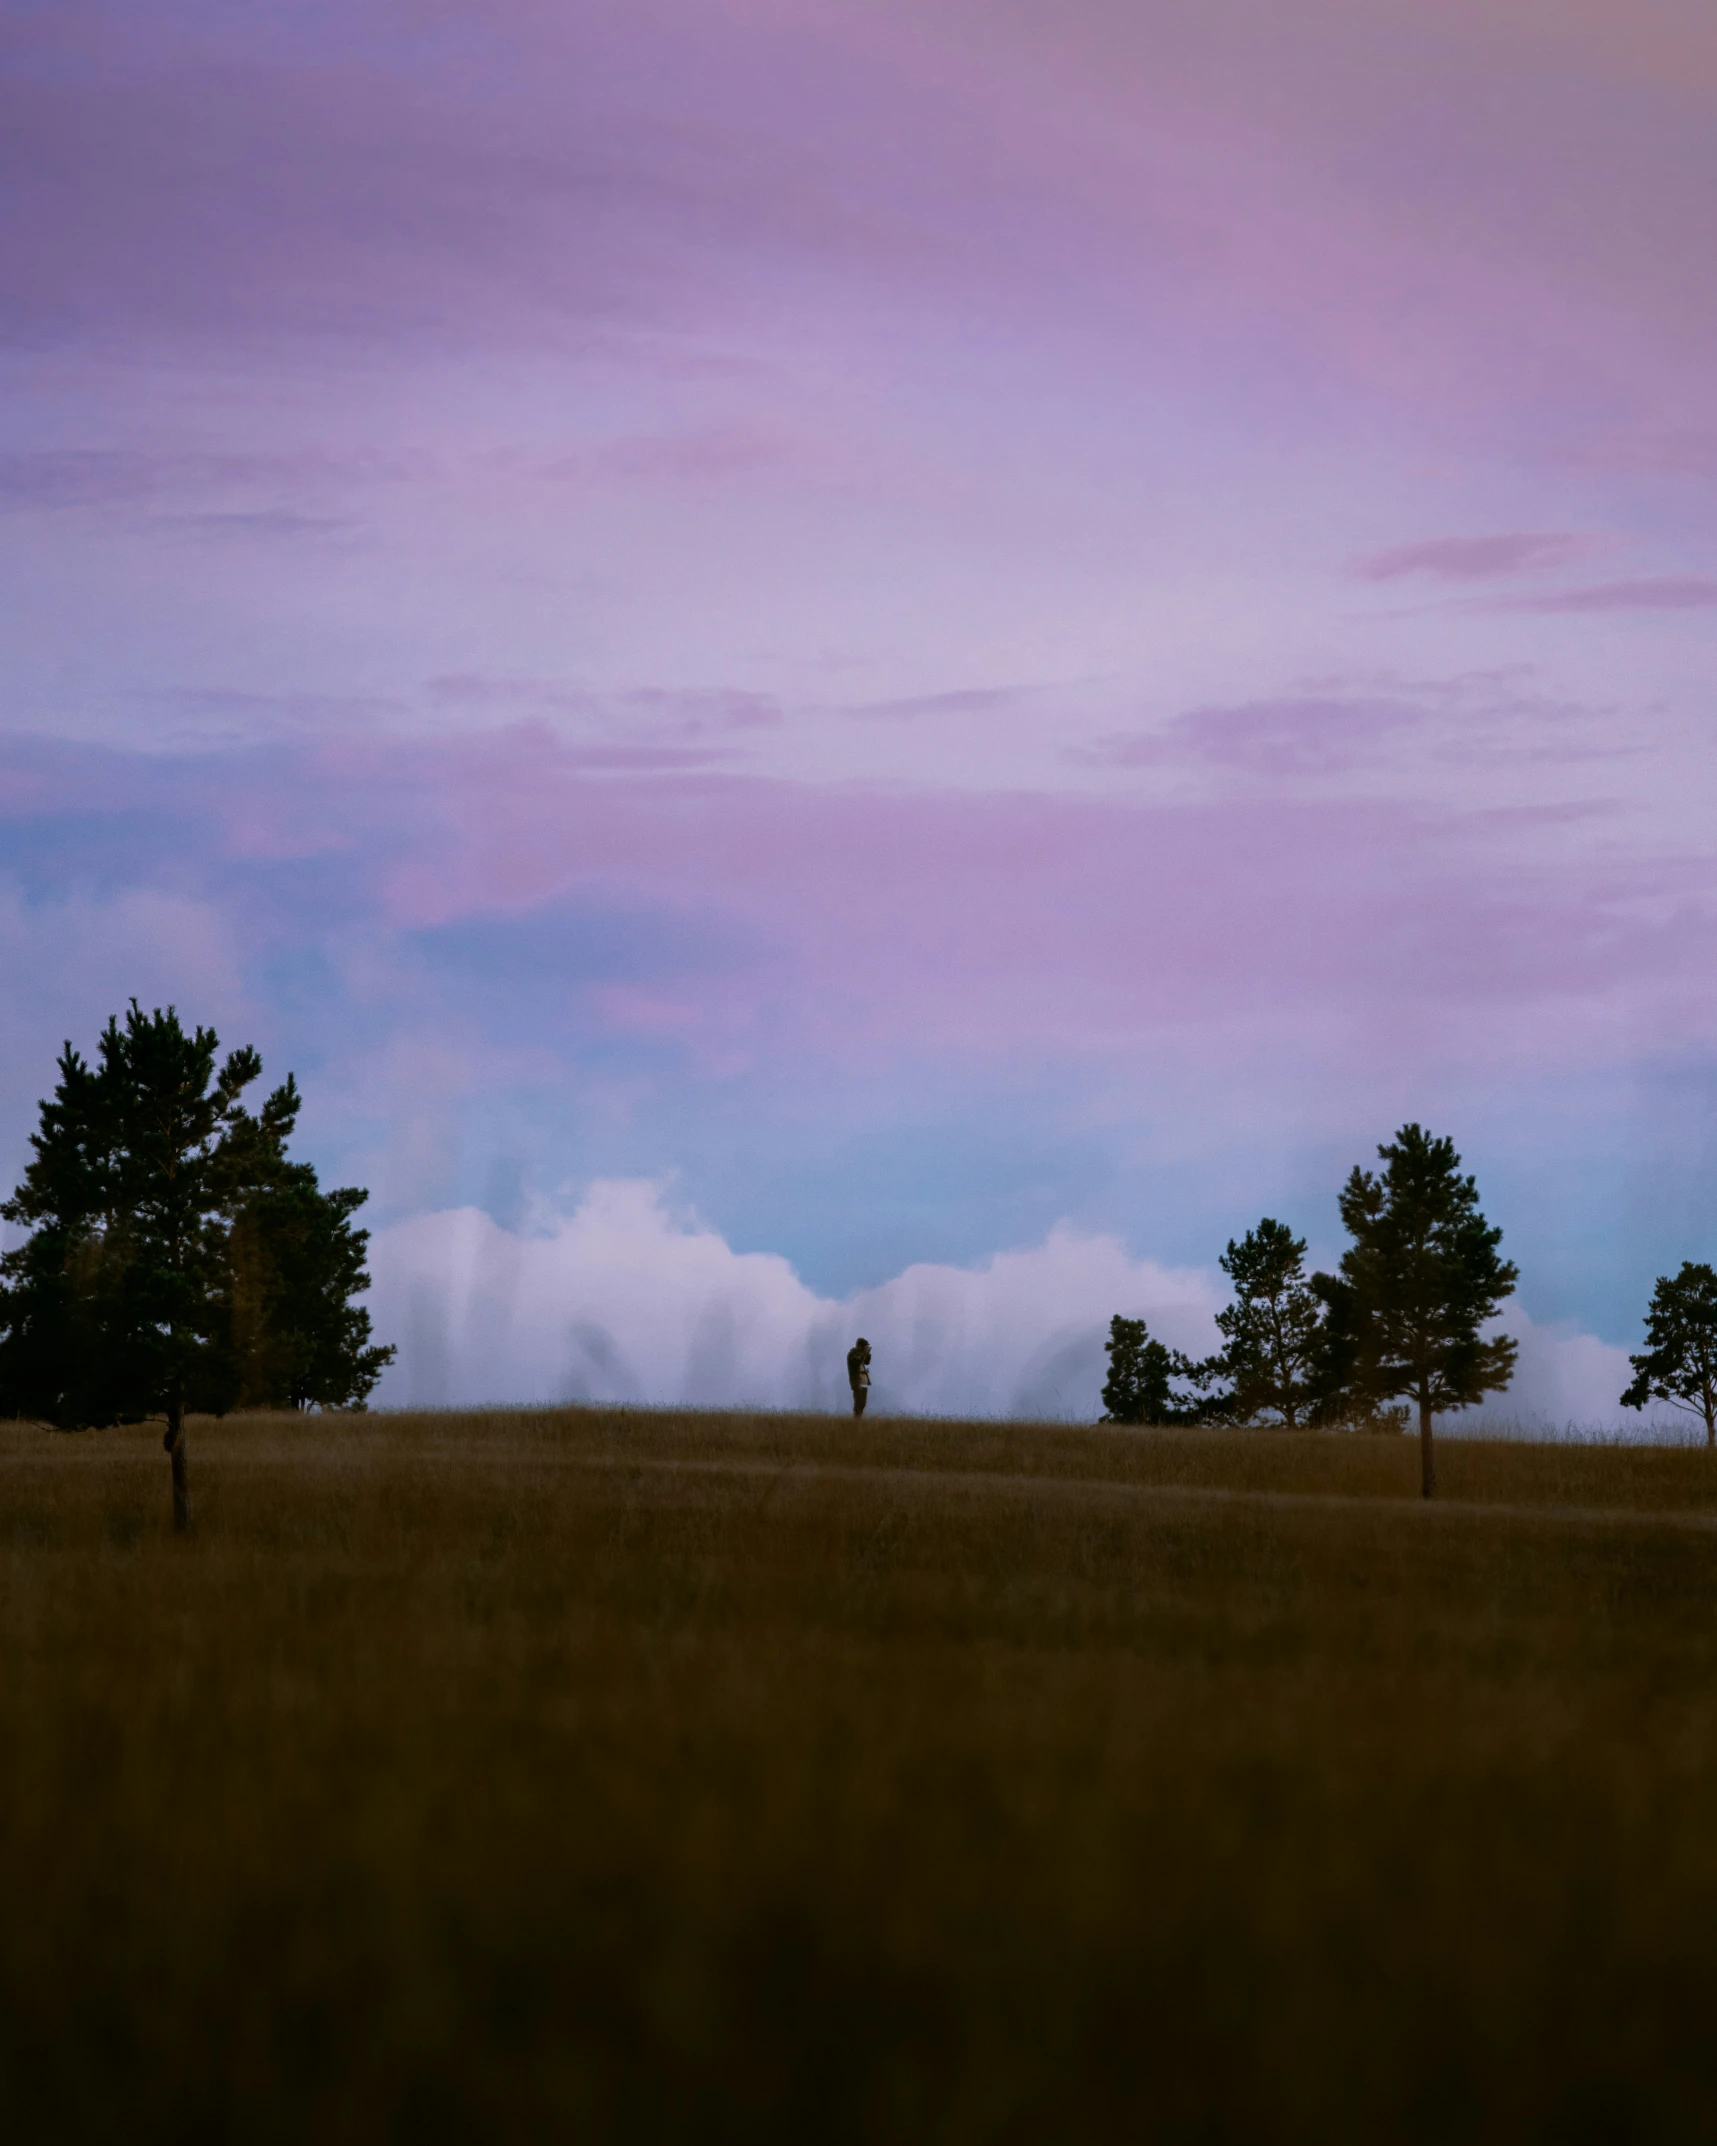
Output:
[5,1407,1717,2143]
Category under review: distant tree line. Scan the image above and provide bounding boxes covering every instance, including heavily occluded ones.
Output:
[0,1003,394,1529]
[1103,1124,1519,1499]
[1104,1122,1717,1494]
[8,1019,1716,1533]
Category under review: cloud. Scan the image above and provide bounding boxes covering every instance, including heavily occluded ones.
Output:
[541,426,808,484]
[1567,427,1717,483]
[1464,1301,1696,1440]
[5,720,1694,1079]
[1484,576,1717,614]
[7,726,1714,1088]
[2,727,1710,1365]
[1086,695,1412,777]
[1351,533,1597,582]
[423,678,783,738]
[367,1180,1225,1416]
[166,510,351,542]
[1462,1303,1638,1435]
[10,0,1715,450]
[1077,676,1628,783]
[841,686,1026,721]
[0,449,404,511]
[365,1178,1664,1432]
[166,687,402,746]
[0,4,1017,359]
[0,450,186,509]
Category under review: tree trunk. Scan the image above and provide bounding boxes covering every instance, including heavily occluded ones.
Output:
[1419,1394,1436,1500]
[164,1391,191,1533]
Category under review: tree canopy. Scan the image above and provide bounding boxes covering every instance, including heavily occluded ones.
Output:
[1100,1314,1210,1426]
[0,1003,394,1525]
[1620,1262,1717,1447]
[1323,1123,1516,1496]
[1207,1218,1327,1428]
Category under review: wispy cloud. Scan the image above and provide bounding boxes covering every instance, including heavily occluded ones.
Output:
[1085,696,1411,777]
[1482,576,1717,614]
[841,686,1025,721]
[425,676,783,738]
[10,725,1700,1067]
[1560,427,1717,483]
[1078,677,1629,781]
[0,448,407,510]
[165,686,403,743]
[1350,533,1597,582]
[167,510,352,542]
[541,426,809,485]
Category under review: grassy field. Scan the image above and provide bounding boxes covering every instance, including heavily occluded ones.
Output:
[5,1407,1717,2143]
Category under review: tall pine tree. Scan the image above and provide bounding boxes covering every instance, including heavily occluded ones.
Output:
[1207,1218,1327,1428]
[0,1004,394,1529]
[1320,1124,1516,1497]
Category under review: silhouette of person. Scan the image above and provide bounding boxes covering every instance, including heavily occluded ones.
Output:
[847,1336,872,1417]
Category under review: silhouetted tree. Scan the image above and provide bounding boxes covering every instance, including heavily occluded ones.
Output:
[0,1004,393,1529]
[1206,1218,1326,1428]
[203,1072,394,1413]
[1305,1267,1391,1429]
[1320,1124,1517,1497]
[1620,1262,1717,1447]
[1100,1314,1212,1425]
[0,1032,139,1434]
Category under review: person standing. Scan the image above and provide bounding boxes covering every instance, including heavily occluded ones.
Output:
[846,1336,872,1417]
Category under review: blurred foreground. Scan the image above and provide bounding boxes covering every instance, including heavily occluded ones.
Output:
[5,1409,1717,2142]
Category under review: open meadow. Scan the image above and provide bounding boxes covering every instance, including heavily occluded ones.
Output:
[6,1407,1717,2143]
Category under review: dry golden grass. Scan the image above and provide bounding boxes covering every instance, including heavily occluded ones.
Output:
[5,1406,1717,2142]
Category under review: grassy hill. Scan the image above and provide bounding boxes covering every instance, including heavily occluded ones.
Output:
[5,1407,1717,2142]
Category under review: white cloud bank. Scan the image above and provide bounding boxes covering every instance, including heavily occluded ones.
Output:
[367,1179,1668,1434]
[369,1180,1225,1419]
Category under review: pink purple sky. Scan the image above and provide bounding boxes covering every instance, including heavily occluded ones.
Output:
[3,0,1715,1417]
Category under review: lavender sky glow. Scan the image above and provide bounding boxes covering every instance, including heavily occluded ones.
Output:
[3,0,1715,1420]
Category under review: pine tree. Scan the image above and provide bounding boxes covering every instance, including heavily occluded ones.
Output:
[214,1116,394,1414]
[1208,1218,1326,1428]
[1100,1314,1212,1425]
[1620,1262,1717,1447]
[0,1004,394,1528]
[1324,1124,1517,1498]
[0,1035,142,1432]
[0,1006,257,1524]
